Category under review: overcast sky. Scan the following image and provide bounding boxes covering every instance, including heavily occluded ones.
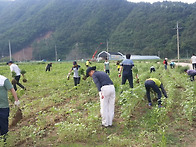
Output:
[127,0,196,4]
[1,0,196,4]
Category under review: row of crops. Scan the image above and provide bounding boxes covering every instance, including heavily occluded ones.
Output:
[0,61,195,146]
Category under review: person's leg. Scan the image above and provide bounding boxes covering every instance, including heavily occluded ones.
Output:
[0,108,9,136]
[15,76,25,89]
[73,77,77,86]
[151,84,162,105]
[194,63,196,70]
[13,82,17,91]
[100,87,109,127]
[77,77,81,85]
[122,75,127,85]
[127,73,133,88]
[107,85,115,126]
[145,81,152,104]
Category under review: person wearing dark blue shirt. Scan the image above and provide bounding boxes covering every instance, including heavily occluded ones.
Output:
[119,54,134,88]
[86,66,115,127]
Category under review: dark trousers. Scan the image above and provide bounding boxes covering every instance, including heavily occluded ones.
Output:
[46,67,50,71]
[122,73,133,88]
[150,68,155,73]
[105,70,110,75]
[145,80,162,105]
[14,75,25,91]
[74,77,80,86]
[190,75,195,81]
[192,63,196,70]
[0,108,9,136]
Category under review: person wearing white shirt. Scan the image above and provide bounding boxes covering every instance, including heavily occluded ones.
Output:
[7,61,25,91]
[191,54,196,70]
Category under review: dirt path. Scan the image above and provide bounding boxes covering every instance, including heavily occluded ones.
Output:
[175,62,192,69]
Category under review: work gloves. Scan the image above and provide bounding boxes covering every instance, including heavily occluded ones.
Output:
[14,100,20,106]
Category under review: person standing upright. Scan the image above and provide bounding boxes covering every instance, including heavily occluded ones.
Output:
[85,66,115,127]
[163,58,168,70]
[104,59,110,75]
[119,54,134,88]
[67,61,81,86]
[191,54,196,70]
[0,74,20,143]
[7,61,25,91]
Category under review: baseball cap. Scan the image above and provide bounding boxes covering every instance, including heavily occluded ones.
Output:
[86,66,96,77]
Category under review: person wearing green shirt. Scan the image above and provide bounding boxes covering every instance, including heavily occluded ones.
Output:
[0,75,20,142]
[104,59,110,75]
[145,78,168,107]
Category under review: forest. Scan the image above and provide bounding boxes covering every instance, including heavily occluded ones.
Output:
[0,0,196,60]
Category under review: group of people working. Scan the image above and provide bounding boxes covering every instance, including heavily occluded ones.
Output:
[0,54,195,142]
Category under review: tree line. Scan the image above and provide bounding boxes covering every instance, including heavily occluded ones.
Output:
[0,0,195,60]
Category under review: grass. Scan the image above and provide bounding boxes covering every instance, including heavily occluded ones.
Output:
[0,61,195,146]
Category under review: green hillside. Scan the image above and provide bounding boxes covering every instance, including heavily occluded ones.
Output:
[0,0,196,60]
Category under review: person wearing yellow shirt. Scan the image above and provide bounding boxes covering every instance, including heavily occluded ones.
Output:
[145,78,168,108]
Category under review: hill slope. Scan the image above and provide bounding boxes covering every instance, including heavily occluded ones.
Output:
[0,0,196,60]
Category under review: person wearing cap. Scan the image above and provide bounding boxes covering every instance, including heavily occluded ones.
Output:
[46,63,52,72]
[86,66,115,127]
[119,54,134,88]
[150,66,156,73]
[145,78,168,108]
[184,69,196,81]
[67,61,81,86]
[163,58,168,70]
[0,74,20,142]
[7,61,25,91]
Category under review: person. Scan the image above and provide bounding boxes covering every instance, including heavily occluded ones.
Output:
[119,54,134,88]
[85,66,115,127]
[67,61,81,86]
[7,61,25,91]
[0,75,20,142]
[46,63,52,72]
[104,59,110,75]
[163,58,168,70]
[85,60,91,67]
[170,61,175,69]
[150,66,156,73]
[184,69,196,81]
[145,78,168,108]
[191,54,196,70]
[116,61,121,71]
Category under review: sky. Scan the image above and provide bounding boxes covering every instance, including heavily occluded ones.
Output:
[1,0,196,4]
[127,0,196,4]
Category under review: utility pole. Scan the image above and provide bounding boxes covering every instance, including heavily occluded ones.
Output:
[106,40,109,59]
[176,21,182,63]
[55,45,57,61]
[8,40,12,61]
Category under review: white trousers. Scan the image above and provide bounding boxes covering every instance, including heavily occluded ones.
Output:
[100,85,115,127]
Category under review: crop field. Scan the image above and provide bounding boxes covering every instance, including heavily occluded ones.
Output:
[0,61,196,147]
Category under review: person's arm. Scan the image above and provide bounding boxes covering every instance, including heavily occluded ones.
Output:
[160,84,168,98]
[10,88,19,101]
[67,68,73,80]
[118,66,123,77]
[10,88,20,106]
